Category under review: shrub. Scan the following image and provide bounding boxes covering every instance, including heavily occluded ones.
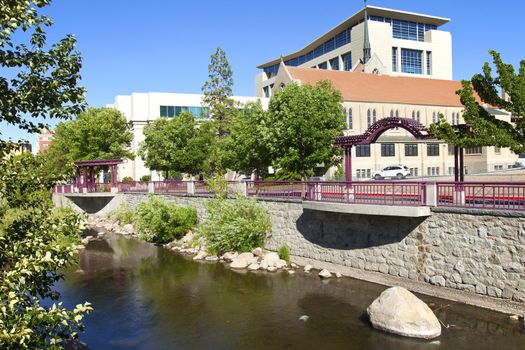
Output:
[114,202,134,225]
[278,245,290,262]
[134,196,197,243]
[140,175,151,182]
[121,176,134,183]
[200,196,271,255]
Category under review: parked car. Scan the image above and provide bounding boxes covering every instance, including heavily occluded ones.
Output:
[372,165,411,180]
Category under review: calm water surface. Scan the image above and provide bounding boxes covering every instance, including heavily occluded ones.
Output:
[57,233,525,350]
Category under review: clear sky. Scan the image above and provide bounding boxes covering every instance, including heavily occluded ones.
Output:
[2,0,524,148]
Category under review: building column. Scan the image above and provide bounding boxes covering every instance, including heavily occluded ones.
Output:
[344,146,353,183]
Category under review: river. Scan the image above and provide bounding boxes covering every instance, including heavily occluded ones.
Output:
[57,232,525,349]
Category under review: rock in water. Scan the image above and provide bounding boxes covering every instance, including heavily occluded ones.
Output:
[318,269,332,279]
[367,286,441,339]
[230,252,256,269]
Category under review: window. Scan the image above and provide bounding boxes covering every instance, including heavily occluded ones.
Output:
[411,111,415,120]
[390,109,394,118]
[392,47,397,72]
[381,144,395,157]
[427,144,440,156]
[347,108,353,129]
[426,51,431,75]
[330,57,339,70]
[318,62,328,70]
[432,112,439,123]
[372,109,377,124]
[409,168,419,176]
[495,147,501,154]
[416,111,420,122]
[405,144,418,156]
[494,165,503,171]
[395,109,399,118]
[448,167,454,175]
[369,16,436,42]
[401,49,422,74]
[465,147,482,155]
[367,109,372,127]
[160,105,210,118]
[342,52,352,71]
[356,169,371,179]
[427,167,440,176]
[448,144,455,156]
[263,86,270,98]
[356,144,370,157]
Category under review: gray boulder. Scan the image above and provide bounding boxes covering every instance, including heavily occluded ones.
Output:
[367,286,441,339]
[230,252,256,269]
[318,269,332,279]
[262,252,280,267]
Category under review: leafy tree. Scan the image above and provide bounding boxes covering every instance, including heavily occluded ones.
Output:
[44,107,134,176]
[0,153,92,349]
[201,47,236,137]
[265,81,345,181]
[0,0,85,135]
[430,51,524,152]
[138,112,214,178]
[223,101,271,179]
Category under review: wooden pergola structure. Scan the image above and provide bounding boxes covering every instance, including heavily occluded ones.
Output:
[74,159,123,192]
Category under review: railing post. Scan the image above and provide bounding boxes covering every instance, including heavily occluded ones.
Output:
[187,181,195,195]
[242,181,248,197]
[148,181,154,194]
[425,182,437,207]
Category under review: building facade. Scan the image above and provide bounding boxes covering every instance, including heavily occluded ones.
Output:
[109,92,268,181]
[256,6,452,98]
[36,129,53,153]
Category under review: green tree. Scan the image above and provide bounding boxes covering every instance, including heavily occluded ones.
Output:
[0,0,85,135]
[44,107,134,176]
[265,81,345,181]
[430,51,524,152]
[224,101,271,178]
[138,112,214,177]
[0,153,92,349]
[201,47,236,137]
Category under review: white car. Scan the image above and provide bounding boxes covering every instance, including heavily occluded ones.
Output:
[372,165,411,180]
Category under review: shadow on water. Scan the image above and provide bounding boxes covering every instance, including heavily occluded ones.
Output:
[56,233,525,350]
[296,209,426,249]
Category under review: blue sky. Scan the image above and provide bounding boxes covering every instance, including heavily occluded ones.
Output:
[2,0,524,147]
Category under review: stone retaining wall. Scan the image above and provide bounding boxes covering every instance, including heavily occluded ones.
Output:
[122,193,525,302]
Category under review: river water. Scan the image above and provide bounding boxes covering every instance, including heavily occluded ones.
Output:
[57,233,525,350]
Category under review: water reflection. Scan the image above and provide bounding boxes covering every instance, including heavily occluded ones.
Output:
[56,233,525,350]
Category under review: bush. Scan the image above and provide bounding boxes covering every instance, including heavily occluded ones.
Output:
[121,176,134,183]
[200,196,271,255]
[140,175,151,182]
[134,196,197,243]
[114,202,134,225]
[278,245,290,262]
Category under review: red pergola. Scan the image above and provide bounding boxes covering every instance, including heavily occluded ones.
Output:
[334,117,435,182]
[74,159,123,192]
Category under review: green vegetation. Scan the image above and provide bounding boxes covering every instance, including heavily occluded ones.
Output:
[265,81,345,181]
[278,245,291,263]
[138,112,214,178]
[114,202,134,225]
[140,175,151,182]
[43,107,134,177]
[133,196,197,243]
[431,50,525,152]
[0,153,92,349]
[200,196,271,255]
[121,176,134,183]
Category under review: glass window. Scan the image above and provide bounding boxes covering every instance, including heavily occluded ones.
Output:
[448,144,455,156]
[412,111,415,120]
[263,86,270,98]
[426,51,432,75]
[160,106,167,117]
[372,109,377,123]
[167,106,175,118]
[367,109,372,127]
[356,145,370,157]
[370,16,437,42]
[318,62,328,70]
[401,49,422,74]
[405,144,418,156]
[330,57,339,71]
[395,109,399,118]
[390,110,394,118]
[417,111,420,122]
[392,47,397,72]
[348,108,353,129]
[381,144,395,157]
[427,144,440,156]
[465,147,483,155]
[342,52,352,71]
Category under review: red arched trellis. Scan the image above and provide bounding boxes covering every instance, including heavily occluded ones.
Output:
[334,117,435,182]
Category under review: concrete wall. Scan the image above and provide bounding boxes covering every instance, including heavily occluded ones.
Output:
[120,193,525,302]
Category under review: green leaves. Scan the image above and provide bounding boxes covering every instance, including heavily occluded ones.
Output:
[265,80,345,180]
[0,0,86,134]
[431,51,525,153]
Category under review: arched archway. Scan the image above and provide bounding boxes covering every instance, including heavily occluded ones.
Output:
[334,117,435,182]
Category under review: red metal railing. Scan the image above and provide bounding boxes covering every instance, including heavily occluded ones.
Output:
[437,182,525,210]
[117,181,148,193]
[87,183,112,193]
[194,181,211,196]
[246,181,305,199]
[153,180,187,194]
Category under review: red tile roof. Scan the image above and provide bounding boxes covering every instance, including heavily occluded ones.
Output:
[286,67,466,107]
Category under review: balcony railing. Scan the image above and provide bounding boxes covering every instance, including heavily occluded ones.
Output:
[117,181,148,193]
[153,180,187,194]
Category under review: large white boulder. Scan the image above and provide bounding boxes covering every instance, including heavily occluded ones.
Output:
[230,252,256,269]
[262,252,280,268]
[367,286,441,339]
[318,269,332,279]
